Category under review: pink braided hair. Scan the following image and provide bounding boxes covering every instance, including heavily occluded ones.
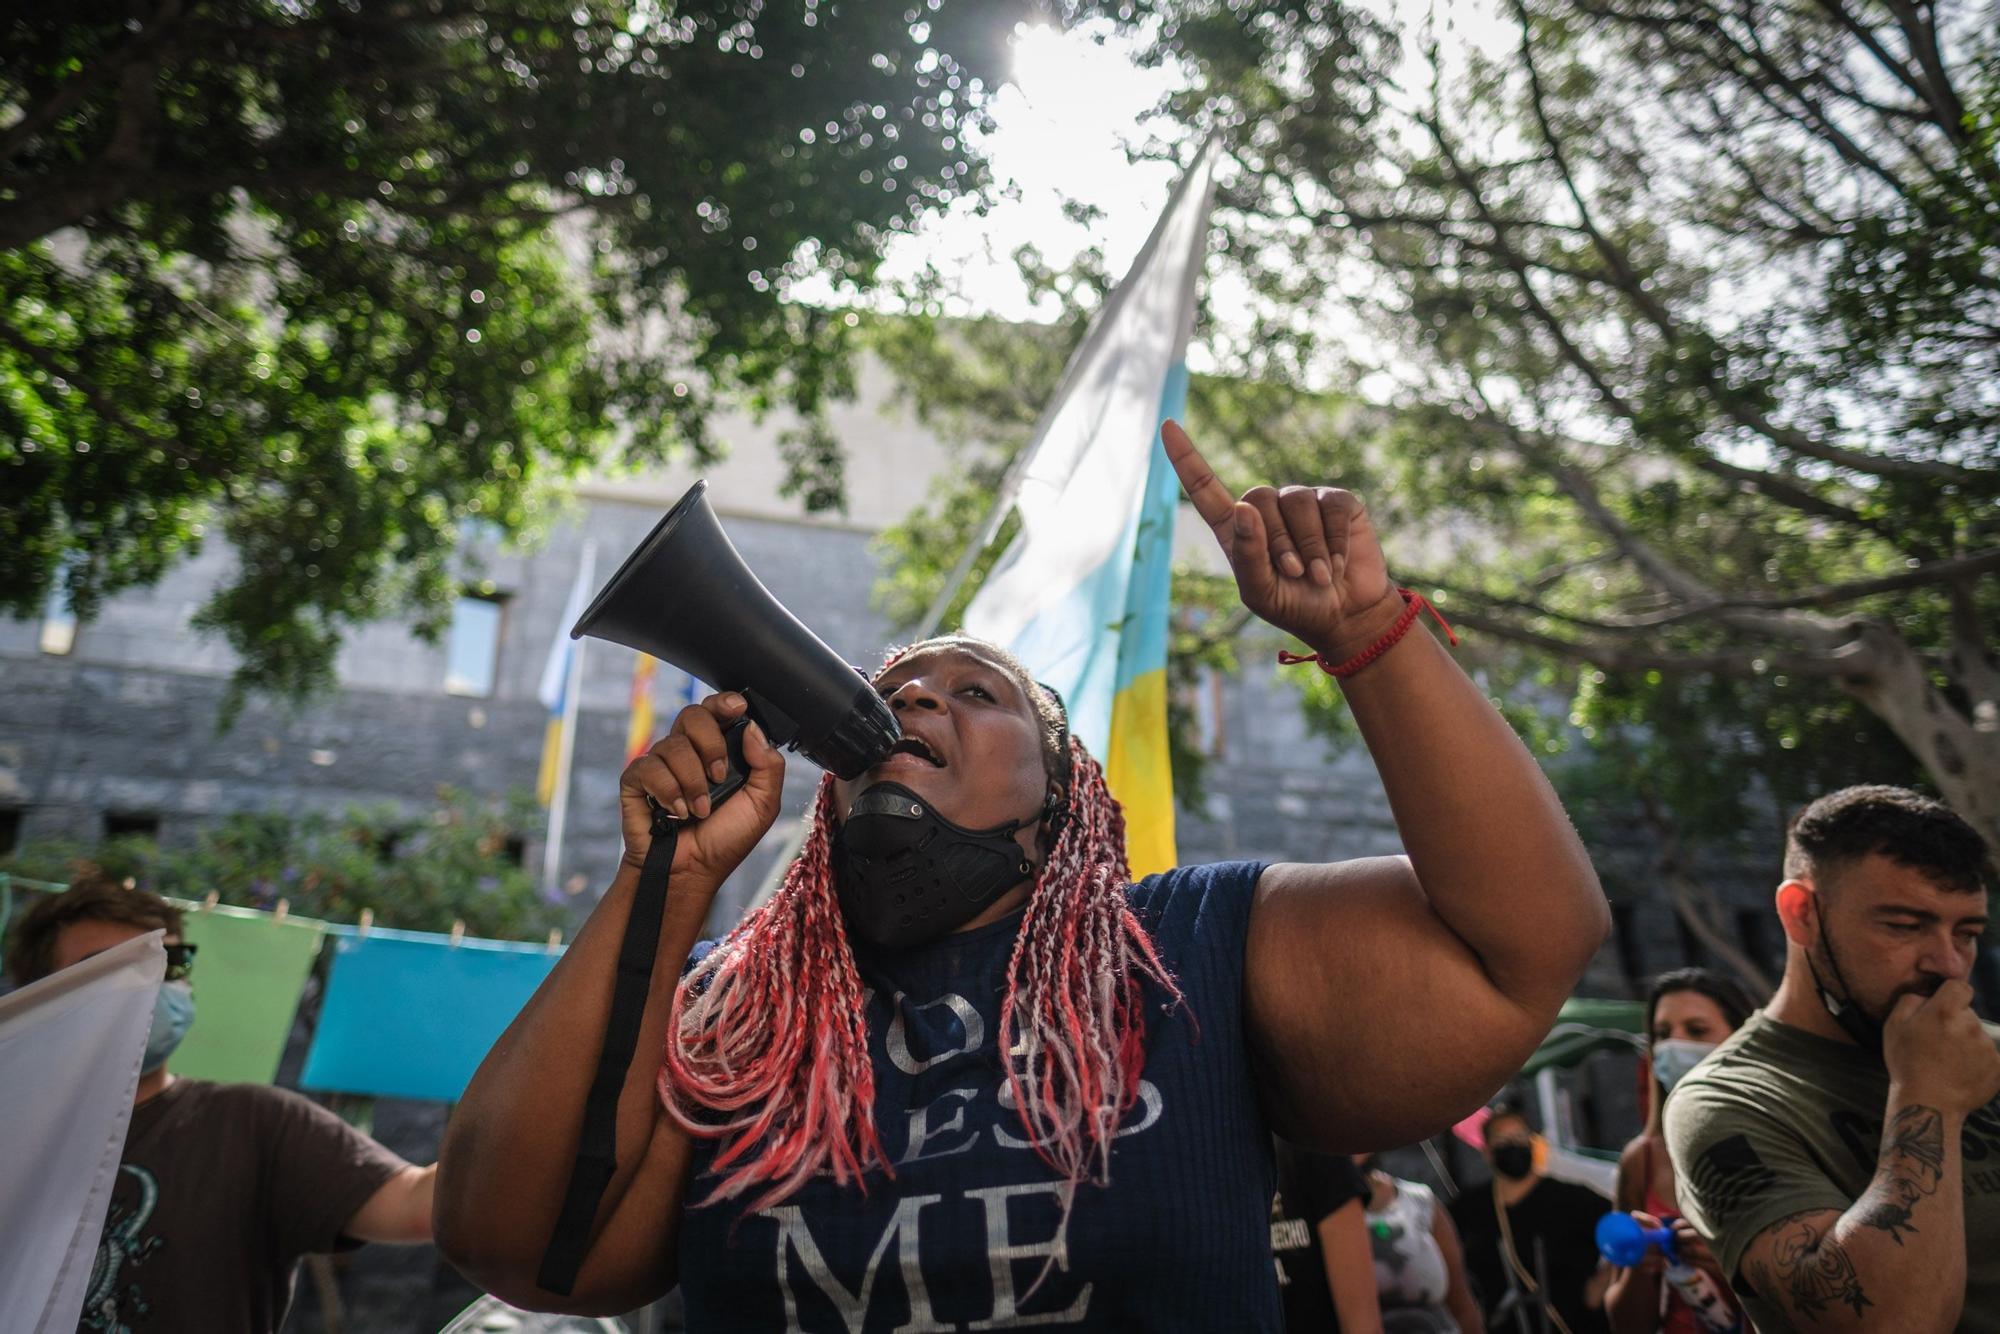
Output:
[658,637,1185,1212]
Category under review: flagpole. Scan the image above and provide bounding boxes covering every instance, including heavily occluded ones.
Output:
[914,133,1221,641]
[541,540,597,898]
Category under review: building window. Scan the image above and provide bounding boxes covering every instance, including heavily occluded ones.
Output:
[39,579,77,655]
[1196,667,1228,759]
[104,812,161,841]
[460,518,506,547]
[444,593,506,697]
[1736,908,1779,977]
[1675,908,1708,967]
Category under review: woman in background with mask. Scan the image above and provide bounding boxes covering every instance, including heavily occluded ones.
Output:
[1604,968,1755,1334]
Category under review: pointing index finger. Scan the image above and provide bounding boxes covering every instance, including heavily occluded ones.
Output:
[1162,420,1236,533]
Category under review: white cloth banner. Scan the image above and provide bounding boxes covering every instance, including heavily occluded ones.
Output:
[0,930,163,1333]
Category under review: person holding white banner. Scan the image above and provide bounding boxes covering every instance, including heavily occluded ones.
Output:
[439,421,1609,1331]
[0,920,159,1334]
[5,875,438,1334]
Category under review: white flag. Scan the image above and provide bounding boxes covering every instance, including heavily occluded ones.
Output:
[0,929,163,1333]
[962,137,1219,757]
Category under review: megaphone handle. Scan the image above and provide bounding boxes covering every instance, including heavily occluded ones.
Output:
[644,715,752,824]
[706,715,752,809]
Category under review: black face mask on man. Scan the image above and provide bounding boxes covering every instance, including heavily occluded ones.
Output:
[1490,1142,1535,1182]
[831,782,1062,950]
[1803,898,1886,1053]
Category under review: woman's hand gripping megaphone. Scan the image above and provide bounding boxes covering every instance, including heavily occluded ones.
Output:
[620,691,786,886]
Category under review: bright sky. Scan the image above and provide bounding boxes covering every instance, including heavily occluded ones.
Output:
[858,19,1195,324]
[841,5,1514,385]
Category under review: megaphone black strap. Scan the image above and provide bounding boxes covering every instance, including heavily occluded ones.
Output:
[536,809,679,1297]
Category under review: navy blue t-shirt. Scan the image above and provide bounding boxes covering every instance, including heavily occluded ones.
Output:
[675,859,1278,1331]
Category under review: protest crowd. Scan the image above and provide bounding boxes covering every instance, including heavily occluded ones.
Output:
[9,456,1997,1333]
[4,4,1997,1333]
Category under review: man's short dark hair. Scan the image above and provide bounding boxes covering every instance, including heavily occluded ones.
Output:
[1784,785,1996,896]
[4,873,184,986]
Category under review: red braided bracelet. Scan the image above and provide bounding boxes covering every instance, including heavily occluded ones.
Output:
[1277,588,1459,680]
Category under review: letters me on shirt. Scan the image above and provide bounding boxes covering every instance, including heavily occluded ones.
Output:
[674,860,1282,1333]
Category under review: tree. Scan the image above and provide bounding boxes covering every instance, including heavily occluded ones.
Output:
[1134,0,2000,844]
[1,0,1043,707]
[3,785,565,941]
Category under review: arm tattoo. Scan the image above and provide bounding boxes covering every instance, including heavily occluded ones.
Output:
[1855,1104,1946,1245]
[1745,1211,1871,1320]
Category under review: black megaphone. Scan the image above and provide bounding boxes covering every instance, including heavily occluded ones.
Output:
[569,480,900,807]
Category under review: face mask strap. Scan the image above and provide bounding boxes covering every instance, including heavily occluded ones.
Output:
[1807,901,1883,1050]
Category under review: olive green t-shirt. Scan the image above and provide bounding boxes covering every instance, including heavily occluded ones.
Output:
[1663,1009,2000,1333]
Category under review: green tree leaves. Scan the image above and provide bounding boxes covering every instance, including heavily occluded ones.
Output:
[2,0,1044,704]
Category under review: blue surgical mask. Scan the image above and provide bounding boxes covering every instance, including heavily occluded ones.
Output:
[143,979,196,1073]
[1651,1037,1715,1092]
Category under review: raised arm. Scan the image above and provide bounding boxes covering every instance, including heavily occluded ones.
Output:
[1716,983,1999,1333]
[1162,421,1608,1148]
[435,694,783,1313]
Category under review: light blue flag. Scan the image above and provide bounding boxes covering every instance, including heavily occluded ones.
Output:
[961,138,1218,762]
[300,926,563,1103]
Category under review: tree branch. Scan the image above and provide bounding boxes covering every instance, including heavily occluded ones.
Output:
[1877,0,1969,145]
[1416,547,2000,636]
[1438,605,1871,678]
[1508,3,1990,492]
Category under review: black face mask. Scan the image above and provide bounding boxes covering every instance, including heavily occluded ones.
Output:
[831,782,1056,950]
[1491,1143,1535,1182]
[1806,907,1885,1053]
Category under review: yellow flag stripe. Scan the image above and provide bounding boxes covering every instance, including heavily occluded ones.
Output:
[626,653,659,761]
[535,716,564,807]
[1105,666,1176,878]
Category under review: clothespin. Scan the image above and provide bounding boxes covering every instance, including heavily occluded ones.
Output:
[202,891,219,912]
[449,919,466,948]
[272,898,289,926]
[357,907,373,938]
[547,927,564,950]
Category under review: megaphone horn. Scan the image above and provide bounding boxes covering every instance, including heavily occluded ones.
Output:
[571,480,900,791]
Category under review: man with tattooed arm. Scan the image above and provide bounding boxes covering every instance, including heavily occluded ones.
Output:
[1665,786,2000,1332]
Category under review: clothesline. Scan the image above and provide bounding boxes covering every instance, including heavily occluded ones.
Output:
[0,872,571,1103]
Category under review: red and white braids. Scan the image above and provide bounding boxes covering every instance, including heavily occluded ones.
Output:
[658,639,1184,1211]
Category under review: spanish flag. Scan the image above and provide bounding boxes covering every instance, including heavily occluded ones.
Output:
[624,653,660,763]
[960,139,1217,877]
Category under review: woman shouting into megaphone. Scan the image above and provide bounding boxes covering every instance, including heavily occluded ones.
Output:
[437,421,1609,1330]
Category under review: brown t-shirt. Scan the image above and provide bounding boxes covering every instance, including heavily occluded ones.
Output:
[74,1078,406,1334]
